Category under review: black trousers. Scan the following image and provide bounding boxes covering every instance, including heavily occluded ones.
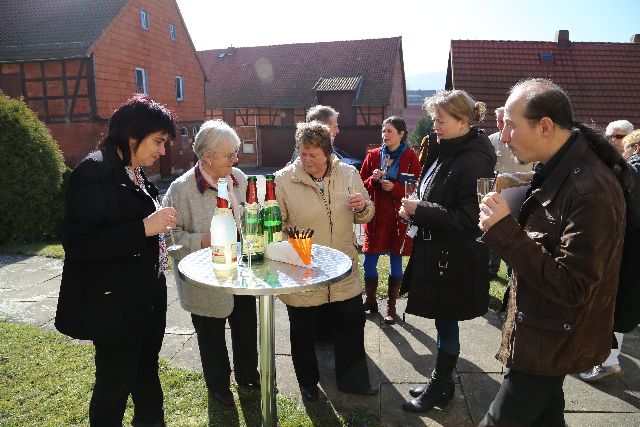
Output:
[89,278,167,427]
[191,295,259,392]
[286,295,371,391]
[479,368,566,427]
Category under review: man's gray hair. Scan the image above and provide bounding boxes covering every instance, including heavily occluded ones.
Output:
[606,120,634,136]
[495,107,505,115]
[193,119,241,160]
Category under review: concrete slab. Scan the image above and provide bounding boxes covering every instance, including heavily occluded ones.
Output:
[5,275,61,300]
[564,374,639,413]
[565,412,640,426]
[457,316,504,374]
[380,382,474,427]
[169,334,203,373]
[165,299,195,335]
[0,298,57,326]
[459,372,502,425]
[160,332,192,361]
[0,257,62,288]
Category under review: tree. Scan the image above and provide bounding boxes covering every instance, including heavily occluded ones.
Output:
[0,92,70,243]
[409,115,433,147]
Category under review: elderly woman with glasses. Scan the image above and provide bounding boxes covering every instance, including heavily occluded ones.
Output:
[162,119,259,407]
[605,119,634,154]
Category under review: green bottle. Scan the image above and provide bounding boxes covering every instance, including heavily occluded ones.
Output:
[262,174,282,244]
[242,176,264,260]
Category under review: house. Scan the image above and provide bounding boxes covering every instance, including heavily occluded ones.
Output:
[446,31,640,134]
[0,0,206,180]
[405,89,436,134]
[197,37,407,167]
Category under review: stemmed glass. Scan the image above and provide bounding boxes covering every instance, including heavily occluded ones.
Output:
[401,178,418,224]
[165,226,182,252]
[240,208,260,277]
[380,152,390,180]
[477,176,497,242]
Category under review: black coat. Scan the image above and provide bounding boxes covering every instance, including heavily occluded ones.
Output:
[402,128,496,320]
[55,145,165,340]
[615,153,640,332]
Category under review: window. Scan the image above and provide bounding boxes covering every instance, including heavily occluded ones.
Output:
[135,67,147,94]
[175,76,184,101]
[169,24,176,40]
[180,127,188,138]
[140,10,149,29]
[192,126,198,136]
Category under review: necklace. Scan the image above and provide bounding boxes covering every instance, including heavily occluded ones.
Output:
[308,166,329,182]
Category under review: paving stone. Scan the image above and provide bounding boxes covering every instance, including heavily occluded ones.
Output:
[169,334,203,372]
[459,372,502,425]
[0,298,57,326]
[165,298,195,335]
[564,374,639,413]
[160,332,192,361]
[5,275,61,300]
[380,382,474,427]
[565,412,640,426]
[457,315,504,374]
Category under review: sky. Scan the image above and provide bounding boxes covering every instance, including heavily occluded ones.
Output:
[176,0,639,78]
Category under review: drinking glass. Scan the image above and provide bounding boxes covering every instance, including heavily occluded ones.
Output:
[165,228,182,252]
[401,178,418,224]
[477,177,497,242]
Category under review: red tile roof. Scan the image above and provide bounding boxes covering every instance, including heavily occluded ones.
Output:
[447,39,640,132]
[197,37,404,109]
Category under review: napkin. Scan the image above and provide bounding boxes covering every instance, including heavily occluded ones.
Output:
[265,241,315,268]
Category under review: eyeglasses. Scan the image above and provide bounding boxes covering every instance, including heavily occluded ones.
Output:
[608,134,626,140]
[216,150,239,161]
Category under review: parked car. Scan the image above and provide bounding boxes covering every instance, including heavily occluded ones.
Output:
[333,147,363,171]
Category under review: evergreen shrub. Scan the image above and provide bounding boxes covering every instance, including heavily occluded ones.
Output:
[0,92,69,243]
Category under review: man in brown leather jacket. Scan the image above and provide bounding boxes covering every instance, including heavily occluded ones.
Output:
[477,78,629,426]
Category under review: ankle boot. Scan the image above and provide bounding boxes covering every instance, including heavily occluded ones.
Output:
[403,350,458,412]
[384,276,402,324]
[363,277,379,313]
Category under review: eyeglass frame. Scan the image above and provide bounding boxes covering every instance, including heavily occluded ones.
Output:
[607,134,626,140]
[214,150,239,161]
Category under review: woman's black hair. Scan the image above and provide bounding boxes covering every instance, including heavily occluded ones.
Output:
[97,94,177,165]
[382,116,408,144]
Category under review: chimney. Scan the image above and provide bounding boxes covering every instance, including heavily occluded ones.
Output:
[555,30,570,47]
[631,34,640,44]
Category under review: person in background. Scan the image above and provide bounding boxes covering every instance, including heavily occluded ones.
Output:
[288,105,339,164]
[162,120,259,407]
[478,78,629,426]
[360,116,421,324]
[398,90,495,412]
[580,128,640,383]
[605,119,634,154]
[55,95,177,426]
[275,121,377,401]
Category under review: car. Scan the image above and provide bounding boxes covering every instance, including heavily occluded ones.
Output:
[333,147,363,171]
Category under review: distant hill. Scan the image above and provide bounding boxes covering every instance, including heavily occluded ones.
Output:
[406,71,446,91]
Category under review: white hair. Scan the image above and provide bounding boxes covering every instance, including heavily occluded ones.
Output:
[193,119,240,160]
[495,106,505,115]
[606,120,634,136]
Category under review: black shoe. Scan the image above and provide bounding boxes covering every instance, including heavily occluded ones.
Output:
[237,378,261,390]
[402,381,454,412]
[338,386,379,396]
[212,389,235,407]
[300,384,319,401]
[409,383,429,398]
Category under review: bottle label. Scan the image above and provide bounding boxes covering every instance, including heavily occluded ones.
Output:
[264,200,278,209]
[212,242,237,264]
[215,207,233,217]
[245,203,260,216]
[242,234,265,255]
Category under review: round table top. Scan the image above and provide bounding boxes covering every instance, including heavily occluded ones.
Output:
[177,244,352,296]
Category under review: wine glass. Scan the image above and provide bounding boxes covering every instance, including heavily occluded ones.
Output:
[165,226,182,252]
[243,233,256,273]
[401,178,418,224]
[380,153,390,180]
[477,176,497,242]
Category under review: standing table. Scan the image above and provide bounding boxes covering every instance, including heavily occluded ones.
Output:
[178,245,352,427]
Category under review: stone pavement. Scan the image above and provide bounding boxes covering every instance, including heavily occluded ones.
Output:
[1,253,639,426]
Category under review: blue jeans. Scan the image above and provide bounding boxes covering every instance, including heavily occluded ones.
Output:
[362,253,403,279]
[435,319,460,355]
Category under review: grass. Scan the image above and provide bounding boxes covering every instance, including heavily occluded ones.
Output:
[0,240,64,259]
[0,321,379,427]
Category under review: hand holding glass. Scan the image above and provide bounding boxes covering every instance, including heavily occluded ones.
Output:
[401,178,418,224]
[476,177,497,242]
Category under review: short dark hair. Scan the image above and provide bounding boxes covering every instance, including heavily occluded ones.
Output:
[382,116,408,144]
[98,94,177,165]
[511,78,632,189]
[295,121,332,158]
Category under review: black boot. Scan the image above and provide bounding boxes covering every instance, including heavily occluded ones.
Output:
[403,350,458,412]
[363,277,379,313]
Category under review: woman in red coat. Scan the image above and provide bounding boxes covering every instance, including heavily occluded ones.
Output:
[360,117,421,323]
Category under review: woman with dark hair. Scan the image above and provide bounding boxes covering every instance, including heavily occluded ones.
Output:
[360,116,421,324]
[275,120,377,401]
[55,94,177,426]
[398,90,496,412]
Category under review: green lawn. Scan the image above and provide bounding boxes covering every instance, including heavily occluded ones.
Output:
[0,321,378,427]
[0,240,64,259]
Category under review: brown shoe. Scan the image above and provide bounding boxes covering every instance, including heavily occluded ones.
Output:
[212,389,235,406]
[384,276,402,324]
[363,277,379,313]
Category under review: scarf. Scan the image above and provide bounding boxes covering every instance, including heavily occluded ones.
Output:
[198,161,242,233]
[381,142,409,180]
